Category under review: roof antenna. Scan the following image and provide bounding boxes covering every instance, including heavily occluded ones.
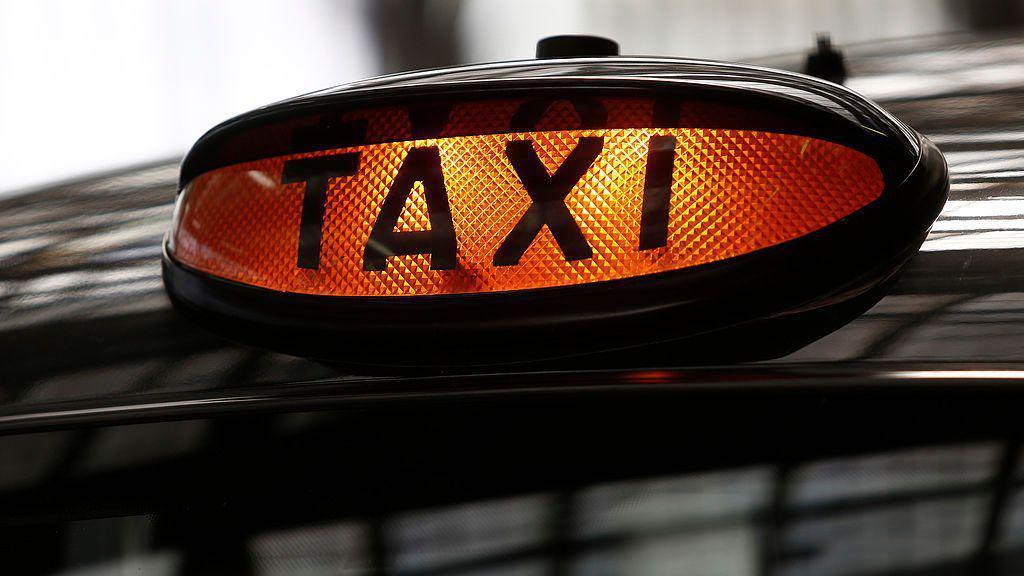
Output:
[805,33,847,85]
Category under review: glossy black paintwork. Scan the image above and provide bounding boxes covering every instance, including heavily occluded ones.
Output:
[4,34,1024,575]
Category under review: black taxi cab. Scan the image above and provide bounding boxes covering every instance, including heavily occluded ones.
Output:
[1,33,1022,576]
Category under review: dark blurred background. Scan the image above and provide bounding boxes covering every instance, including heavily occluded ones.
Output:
[2,0,1024,194]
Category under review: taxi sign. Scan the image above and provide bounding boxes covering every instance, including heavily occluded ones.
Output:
[169,97,884,297]
[162,56,947,367]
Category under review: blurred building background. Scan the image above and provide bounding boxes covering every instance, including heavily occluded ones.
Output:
[0,0,1022,194]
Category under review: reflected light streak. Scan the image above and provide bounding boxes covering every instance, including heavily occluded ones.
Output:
[940,199,1024,218]
[849,63,1024,100]
[921,230,1024,252]
[929,130,1024,146]
[932,218,1024,232]
[886,370,1024,380]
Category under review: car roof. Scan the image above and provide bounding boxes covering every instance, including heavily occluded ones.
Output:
[2,32,1024,430]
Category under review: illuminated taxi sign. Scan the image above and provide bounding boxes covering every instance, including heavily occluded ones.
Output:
[168,100,883,297]
[162,66,946,367]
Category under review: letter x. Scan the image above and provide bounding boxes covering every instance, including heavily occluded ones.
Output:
[493,137,604,266]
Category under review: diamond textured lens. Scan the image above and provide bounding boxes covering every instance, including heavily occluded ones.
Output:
[169,110,884,297]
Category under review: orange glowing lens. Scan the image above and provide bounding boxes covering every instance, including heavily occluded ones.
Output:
[169,113,884,298]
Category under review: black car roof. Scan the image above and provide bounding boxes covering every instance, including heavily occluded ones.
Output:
[3,33,1024,430]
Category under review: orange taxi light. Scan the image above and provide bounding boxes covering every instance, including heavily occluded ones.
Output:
[169,127,883,297]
